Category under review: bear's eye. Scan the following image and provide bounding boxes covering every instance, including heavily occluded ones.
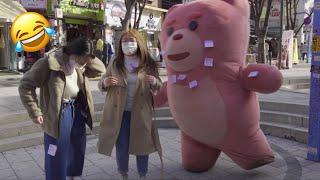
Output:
[167,27,174,37]
[189,21,198,31]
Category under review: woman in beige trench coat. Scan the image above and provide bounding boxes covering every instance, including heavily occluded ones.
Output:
[97,29,162,180]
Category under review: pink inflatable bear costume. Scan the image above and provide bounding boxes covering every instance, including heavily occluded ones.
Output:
[155,0,283,172]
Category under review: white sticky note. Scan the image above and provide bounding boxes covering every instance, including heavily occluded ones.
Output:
[189,80,198,89]
[48,144,57,156]
[204,40,214,48]
[168,75,177,84]
[248,71,259,78]
[177,74,187,80]
[204,58,214,67]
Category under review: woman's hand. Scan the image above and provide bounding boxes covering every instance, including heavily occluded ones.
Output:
[33,116,44,124]
[104,76,119,87]
[145,75,156,85]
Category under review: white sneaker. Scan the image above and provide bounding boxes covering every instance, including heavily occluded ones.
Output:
[120,174,128,180]
[139,175,146,180]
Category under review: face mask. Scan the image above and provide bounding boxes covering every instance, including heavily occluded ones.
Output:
[64,59,76,75]
[122,42,138,56]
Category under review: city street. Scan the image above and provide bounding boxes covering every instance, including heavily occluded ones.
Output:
[0,65,318,179]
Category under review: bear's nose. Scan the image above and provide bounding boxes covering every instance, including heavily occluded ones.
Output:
[173,34,183,40]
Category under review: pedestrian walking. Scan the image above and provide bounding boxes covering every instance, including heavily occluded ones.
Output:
[95,33,104,60]
[102,42,114,67]
[266,39,273,65]
[300,42,308,61]
[97,29,163,180]
[18,37,106,180]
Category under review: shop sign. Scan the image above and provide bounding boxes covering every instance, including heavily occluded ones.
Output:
[55,8,63,19]
[69,0,105,11]
[139,13,161,31]
[20,0,47,9]
[312,35,320,53]
[105,0,126,27]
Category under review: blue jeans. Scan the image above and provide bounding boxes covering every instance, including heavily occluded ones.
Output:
[44,100,87,180]
[116,111,149,176]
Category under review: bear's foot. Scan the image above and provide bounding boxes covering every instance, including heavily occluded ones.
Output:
[181,132,221,172]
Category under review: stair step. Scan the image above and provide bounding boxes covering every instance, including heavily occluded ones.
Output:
[0,113,103,140]
[283,77,310,85]
[260,121,307,144]
[259,101,309,115]
[154,107,171,117]
[0,122,101,152]
[260,110,308,128]
[0,132,43,152]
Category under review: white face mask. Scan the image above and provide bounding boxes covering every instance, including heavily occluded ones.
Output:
[65,59,85,75]
[122,42,138,56]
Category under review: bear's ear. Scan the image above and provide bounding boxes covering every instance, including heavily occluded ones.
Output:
[221,0,249,8]
[167,4,181,15]
[221,0,249,15]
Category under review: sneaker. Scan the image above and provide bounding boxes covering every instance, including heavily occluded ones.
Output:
[139,175,146,180]
[120,174,128,180]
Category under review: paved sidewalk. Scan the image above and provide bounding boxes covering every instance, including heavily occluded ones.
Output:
[0,129,319,180]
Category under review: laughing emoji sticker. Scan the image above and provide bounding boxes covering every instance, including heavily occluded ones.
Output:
[10,12,55,52]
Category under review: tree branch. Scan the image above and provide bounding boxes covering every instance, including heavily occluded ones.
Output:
[136,0,146,29]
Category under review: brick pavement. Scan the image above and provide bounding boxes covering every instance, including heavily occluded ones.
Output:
[0,129,319,180]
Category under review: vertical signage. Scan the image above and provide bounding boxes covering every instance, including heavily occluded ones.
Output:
[307,0,320,162]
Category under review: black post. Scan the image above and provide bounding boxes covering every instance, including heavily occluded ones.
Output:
[278,0,284,69]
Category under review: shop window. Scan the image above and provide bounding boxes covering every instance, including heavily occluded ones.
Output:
[161,0,182,9]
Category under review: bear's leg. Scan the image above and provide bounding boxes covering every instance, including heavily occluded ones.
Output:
[181,132,221,172]
[222,129,274,170]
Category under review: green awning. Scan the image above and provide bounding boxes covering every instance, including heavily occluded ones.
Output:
[65,18,88,25]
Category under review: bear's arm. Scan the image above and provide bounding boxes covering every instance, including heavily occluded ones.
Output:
[240,64,283,94]
[153,81,168,107]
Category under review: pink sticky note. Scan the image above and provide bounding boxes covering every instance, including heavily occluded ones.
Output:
[127,65,134,72]
[189,80,198,89]
[177,74,187,80]
[130,63,139,68]
[248,71,259,78]
[168,75,177,84]
[204,58,214,67]
[48,144,57,156]
[204,40,214,48]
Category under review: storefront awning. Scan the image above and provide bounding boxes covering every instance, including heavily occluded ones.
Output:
[0,0,27,22]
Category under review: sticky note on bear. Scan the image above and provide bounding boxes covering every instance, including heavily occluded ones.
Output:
[177,74,187,80]
[189,80,198,89]
[168,75,177,84]
[248,71,259,78]
[48,144,57,156]
[204,58,214,67]
[204,40,214,48]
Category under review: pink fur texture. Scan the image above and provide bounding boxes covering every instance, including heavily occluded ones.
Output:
[156,0,283,172]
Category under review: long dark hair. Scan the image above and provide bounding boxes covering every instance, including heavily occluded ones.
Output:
[114,29,158,76]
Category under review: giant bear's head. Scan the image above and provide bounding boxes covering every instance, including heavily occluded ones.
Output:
[160,0,250,72]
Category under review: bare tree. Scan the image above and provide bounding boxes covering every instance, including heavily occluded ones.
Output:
[120,0,148,30]
[113,0,148,54]
[249,0,273,64]
[285,0,299,30]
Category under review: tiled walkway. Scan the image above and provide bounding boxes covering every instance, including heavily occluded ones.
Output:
[0,129,319,180]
